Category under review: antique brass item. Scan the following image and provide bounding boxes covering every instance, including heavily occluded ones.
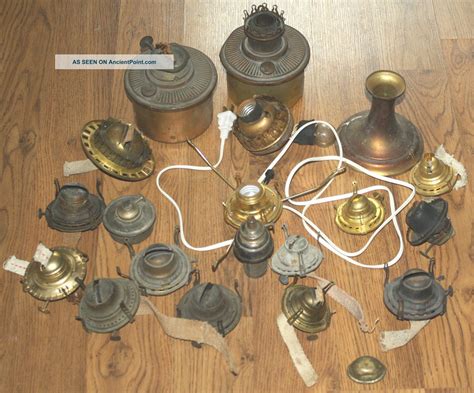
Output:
[281,284,332,334]
[410,153,457,197]
[130,243,192,295]
[124,37,217,143]
[406,199,454,247]
[177,283,242,336]
[337,70,423,175]
[81,118,155,181]
[335,185,385,235]
[78,278,140,334]
[220,4,310,107]
[272,225,323,285]
[23,247,88,302]
[103,195,156,246]
[39,180,105,232]
[347,356,386,384]
[233,216,274,278]
[224,182,282,229]
[233,96,293,155]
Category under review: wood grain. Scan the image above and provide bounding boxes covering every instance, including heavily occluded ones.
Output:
[0,1,473,392]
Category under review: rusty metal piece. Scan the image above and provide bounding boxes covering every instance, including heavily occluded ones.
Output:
[78,278,140,334]
[23,246,88,302]
[130,243,192,296]
[40,180,105,232]
[347,356,386,384]
[233,216,274,278]
[335,183,385,235]
[124,37,217,143]
[81,118,155,181]
[223,182,283,229]
[220,4,310,107]
[384,266,452,321]
[233,96,293,155]
[406,198,454,247]
[337,70,424,175]
[409,153,457,197]
[176,283,242,336]
[281,284,332,334]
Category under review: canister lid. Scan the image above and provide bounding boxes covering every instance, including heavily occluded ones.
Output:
[124,41,217,111]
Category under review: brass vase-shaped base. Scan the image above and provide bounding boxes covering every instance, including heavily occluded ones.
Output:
[337,70,423,176]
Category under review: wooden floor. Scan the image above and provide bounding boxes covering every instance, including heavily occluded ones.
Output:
[0,1,473,392]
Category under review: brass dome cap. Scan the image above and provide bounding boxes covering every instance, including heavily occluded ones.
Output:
[78,278,140,334]
[130,243,192,296]
[224,182,282,229]
[347,356,386,384]
[335,187,385,235]
[409,153,457,197]
[233,96,293,155]
[23,247,88,302]
[282,284,332,334]
[81,118,155,181]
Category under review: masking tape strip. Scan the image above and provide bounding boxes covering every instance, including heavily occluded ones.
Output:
[3,256,29,276]
[379,320,430,351]
[139,297,239,375]
[63,159,98,176]
[308,273,371,332]
[277,313,318,387]
[33,243,52,267]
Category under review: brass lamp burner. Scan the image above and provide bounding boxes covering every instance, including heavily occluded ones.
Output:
[337,70,424,175]
[81,118,155,181]
[281,284,332,334]
[335,185,385,235]
[224,182,282,229]
[22,246,88,302]
[233,95,293,155]
[409,153,457,197]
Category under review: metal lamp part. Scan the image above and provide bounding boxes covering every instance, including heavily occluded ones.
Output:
[233,216,274,278]
[39,179,105,233]
[176,282,242,336]
[124,37,217,143]
[347,356,386,384]
[281,284,332,334]
[103,195,156,246]
[78,278,140,335]
[220,3,310,107]
[337,70,424,175]
[224,182,283,229]
[130,243,192,296]
[409,153,457,197]
[81,117,155,181]
[271,224,323,285]
[233,95,294,155]
[406,198,454,247]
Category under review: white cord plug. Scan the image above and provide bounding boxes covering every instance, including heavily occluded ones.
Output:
[217,111,237,140]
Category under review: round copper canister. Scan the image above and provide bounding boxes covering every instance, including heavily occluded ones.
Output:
[124,37,217,143]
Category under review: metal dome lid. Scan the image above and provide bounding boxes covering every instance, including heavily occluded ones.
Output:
[81,118,155,181]
[130,243,192,296]
[22,247,88,301]
[220,4,310,85]
[41,180,105,232]
[176,283,242,336]
[78,278,140,334]
[124,38,217,111]
[103,195,156,243]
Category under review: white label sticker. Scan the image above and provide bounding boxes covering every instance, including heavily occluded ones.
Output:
[33,243,52,267]
[63,159,98,176]
[3,256,29,276]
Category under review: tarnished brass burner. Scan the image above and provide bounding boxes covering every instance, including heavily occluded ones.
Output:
[335,184,385,235]
[81,118,155,181]
[410,153,457,197]
[223,182,282,229]
[337,70,424,175]
[233,96,293,155]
